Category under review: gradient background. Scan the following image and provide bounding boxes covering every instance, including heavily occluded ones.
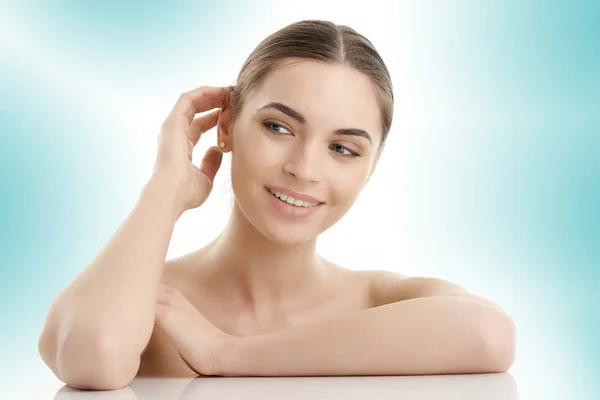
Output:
[1,0,598,398]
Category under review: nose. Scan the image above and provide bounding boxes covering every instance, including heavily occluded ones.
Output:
[283,145,321,183]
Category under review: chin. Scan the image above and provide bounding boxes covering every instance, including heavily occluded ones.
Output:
[258,219,319,246]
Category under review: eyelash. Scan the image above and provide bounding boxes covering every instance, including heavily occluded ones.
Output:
[262,122,361,159]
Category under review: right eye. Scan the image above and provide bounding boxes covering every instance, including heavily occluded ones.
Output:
[263,121,292,135]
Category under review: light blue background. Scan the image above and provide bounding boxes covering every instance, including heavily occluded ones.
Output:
[1,1,598,398]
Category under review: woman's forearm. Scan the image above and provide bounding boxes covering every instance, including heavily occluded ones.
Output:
[219,295,516,377]
[39,177,182,388]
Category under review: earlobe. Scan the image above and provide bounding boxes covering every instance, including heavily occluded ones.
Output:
[216,128,230,152]
[216,109,233,152]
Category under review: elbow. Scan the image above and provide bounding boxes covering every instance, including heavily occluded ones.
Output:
[56,329,140,390]
[478,311,517,373]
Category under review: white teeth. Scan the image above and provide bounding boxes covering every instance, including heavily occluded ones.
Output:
[268,189,319,207]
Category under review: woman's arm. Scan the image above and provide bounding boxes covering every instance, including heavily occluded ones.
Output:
[217,293,516,377]
[38,177,182,390]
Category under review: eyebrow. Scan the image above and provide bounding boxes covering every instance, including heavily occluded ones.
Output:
[257,102,373,145]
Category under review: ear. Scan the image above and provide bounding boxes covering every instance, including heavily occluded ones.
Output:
[216,105,234,152]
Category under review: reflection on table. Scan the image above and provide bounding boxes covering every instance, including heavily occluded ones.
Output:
[54,373,518,399]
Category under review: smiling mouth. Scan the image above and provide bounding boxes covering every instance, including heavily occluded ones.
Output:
[266,187,324,207]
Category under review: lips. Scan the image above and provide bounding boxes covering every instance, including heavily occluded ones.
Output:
[265,186,324,204]
[265,185,325,218]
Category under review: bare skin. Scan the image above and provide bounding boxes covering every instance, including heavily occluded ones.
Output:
[137,248,381,377]
[134,60,391,377]
[38,60,515,390]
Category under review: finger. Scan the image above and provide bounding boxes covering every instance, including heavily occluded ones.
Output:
[168,86,227,125]
[157,285,177,303]
[188,109,221,146]
[155,302,172,327]
[199,146,223,184]
[158,284,175,293]
[157,290,171,305]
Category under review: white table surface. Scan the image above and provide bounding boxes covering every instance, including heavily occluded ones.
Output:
[33,373,517,399]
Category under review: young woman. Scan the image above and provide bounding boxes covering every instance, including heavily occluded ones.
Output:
[38,20,516,390]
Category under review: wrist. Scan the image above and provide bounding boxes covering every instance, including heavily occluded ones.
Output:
[142,176,185,221]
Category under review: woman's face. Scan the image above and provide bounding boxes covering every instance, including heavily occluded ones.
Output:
[225,58,383,245]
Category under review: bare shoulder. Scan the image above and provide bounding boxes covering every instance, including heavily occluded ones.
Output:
[320,263,408,308]
[360,269,472,308]
[359,268,409,282]
[320,262,407,289]
[356,268,409,290]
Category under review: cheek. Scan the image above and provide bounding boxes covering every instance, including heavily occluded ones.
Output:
[235,130,285,173]
[329,172,367,205]
[230,128,276,188]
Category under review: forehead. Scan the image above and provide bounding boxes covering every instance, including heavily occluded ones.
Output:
[245,59,382,139]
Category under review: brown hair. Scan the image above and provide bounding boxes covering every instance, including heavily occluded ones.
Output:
[226,19,394,153]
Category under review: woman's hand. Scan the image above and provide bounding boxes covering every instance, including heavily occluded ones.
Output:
[154,285,232,376]
[151,86,229,216]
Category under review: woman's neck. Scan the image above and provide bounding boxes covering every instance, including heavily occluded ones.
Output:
[200,202,331,319]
